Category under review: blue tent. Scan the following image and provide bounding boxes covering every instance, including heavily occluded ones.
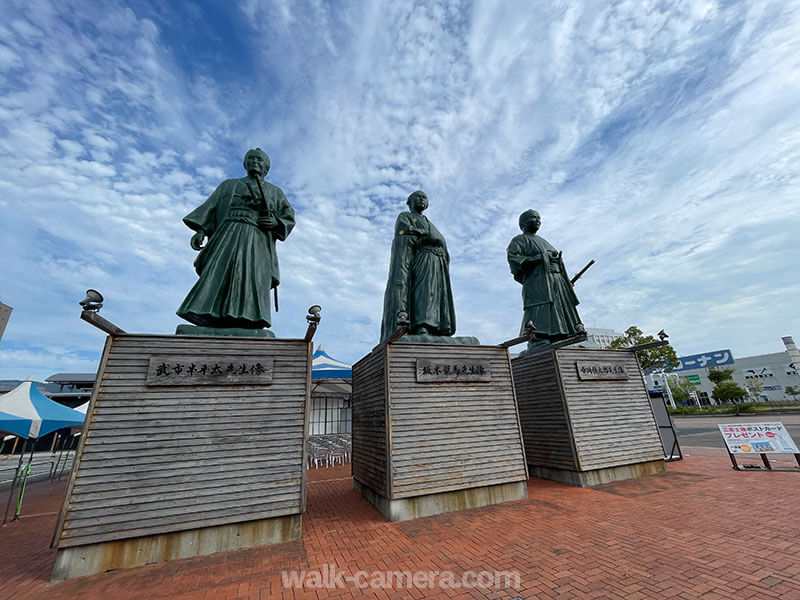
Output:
[1,381,86,524]
[312,345,352,379]
[0,381,85,439]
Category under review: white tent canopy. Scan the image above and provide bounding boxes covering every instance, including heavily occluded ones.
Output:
[312,345,352,379]
[0,381,85,439]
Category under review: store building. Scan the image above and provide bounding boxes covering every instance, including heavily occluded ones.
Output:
[646,336,800,404]
[584,327,626,349]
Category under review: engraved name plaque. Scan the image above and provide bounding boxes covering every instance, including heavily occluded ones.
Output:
[146,355,274,386]
[575,360,629,380]
[415,359,492,383]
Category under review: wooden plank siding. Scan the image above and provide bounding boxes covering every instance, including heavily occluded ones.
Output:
[510,350,577,470]
[555,348,665,470]
[54,334,311,549]
[351,344,528,501]
[351,346,389,496]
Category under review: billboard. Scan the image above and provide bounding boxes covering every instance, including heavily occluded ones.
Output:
[673,349,733,372]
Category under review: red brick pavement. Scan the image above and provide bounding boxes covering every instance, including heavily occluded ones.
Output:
[1,454,799,599]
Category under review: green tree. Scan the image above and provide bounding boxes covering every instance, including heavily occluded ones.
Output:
[607,326,679,372]
[784,385,799,400]
[668,377,697,405]
[712,380,747,404]
[745,377,764,401]
[707,367,735,385]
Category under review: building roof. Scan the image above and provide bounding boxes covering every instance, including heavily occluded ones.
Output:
[45,373,96,386]
[311,380,351,395]
[49,391,92,399]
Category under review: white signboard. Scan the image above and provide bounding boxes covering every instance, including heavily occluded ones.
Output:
[718,422,799,454]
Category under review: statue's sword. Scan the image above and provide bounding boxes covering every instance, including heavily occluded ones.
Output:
[570,259,595,285]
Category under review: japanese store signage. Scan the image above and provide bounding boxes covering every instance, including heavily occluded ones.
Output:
[415,359,491,383]
[674,349,733,372]
[743,367,774,379]
[146,355,274,386]
[575,361,629,380]
[718,422,799,454]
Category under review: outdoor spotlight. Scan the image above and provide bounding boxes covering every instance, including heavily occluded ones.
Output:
[79,289,104,312]
[307,305,322,324]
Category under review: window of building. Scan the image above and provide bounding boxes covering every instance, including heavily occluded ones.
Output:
[309,394,351,435]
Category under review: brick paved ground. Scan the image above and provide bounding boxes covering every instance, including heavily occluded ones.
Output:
[1,453,799,599]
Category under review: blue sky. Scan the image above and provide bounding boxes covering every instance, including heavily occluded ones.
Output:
[1,0,799,380]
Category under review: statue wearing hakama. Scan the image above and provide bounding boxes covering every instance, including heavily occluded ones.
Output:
[380,191,456,342]
[177,149,295,330]
[507,210,582,349]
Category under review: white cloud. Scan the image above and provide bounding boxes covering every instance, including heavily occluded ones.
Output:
[0,44,23,71]
[1,0,799,380]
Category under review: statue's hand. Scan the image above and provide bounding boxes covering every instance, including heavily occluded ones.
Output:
[257,214,277,232]
[190,230,205,251]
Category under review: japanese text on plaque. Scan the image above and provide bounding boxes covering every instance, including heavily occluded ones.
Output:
[146,355,274,386]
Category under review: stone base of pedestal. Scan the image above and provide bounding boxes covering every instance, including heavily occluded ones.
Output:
[512,347,667,487]
[175,324,275,337]
[52,514,301,582]
[351,342,529,521]
[527,460,666,488]
[391,334,480,345]
[354,479,527,522]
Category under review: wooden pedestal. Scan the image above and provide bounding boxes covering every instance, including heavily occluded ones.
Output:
[511,347,666,486]
[51,334,311,581]
[351,343,529,521]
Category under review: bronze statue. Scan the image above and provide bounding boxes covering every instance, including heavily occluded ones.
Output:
[507,209,583,350]
[380,190,456,342]
[177,148,295,330]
